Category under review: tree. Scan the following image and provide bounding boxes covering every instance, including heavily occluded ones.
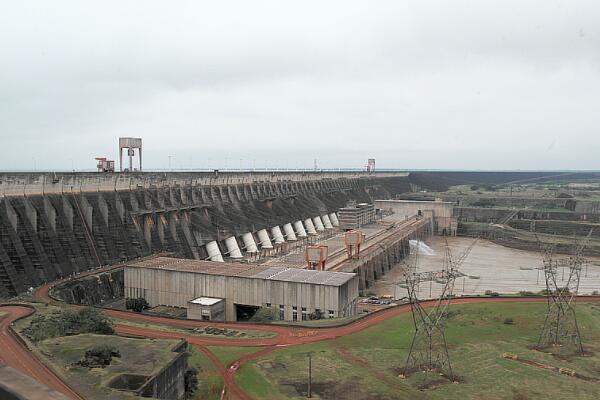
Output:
[126,297,150,312]
[309,310,324,320]
[77,345,121,368]
[23,307,113,341]
[184,367,199,398]
[249,307,280,323]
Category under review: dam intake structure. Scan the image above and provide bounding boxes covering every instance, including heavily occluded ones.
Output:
[0,171,411,297]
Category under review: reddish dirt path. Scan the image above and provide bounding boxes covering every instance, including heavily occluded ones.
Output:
[0,305,83,399]
[3,276,599,400]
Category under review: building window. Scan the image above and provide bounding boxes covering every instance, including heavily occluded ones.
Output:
[279,305,285,320]
[292,306,298,321]
[301,307,307,321]
[266,303,271,308]
[329,310,335,319]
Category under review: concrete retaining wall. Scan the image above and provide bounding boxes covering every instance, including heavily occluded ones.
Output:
[138,341,188,400]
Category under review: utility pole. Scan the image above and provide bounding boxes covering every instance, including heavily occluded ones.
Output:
[307,353,312,398]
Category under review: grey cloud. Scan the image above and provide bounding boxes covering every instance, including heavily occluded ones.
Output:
[1,0,599,171]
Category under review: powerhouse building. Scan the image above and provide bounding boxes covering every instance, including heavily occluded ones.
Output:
[124,257,359,322]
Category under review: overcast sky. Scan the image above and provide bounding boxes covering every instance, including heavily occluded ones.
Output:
[1,1,599,171]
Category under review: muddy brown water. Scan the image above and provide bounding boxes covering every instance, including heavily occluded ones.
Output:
[371,236,600,299]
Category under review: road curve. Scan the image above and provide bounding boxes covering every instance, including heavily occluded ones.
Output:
[0,305,83,400]
[2,276,598,400]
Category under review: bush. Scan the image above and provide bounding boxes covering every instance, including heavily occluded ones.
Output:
[503,318,514,325]
[184,367,199,398]
[249,307,279,323]
[557,287,570,295]
[24,307,114,341]
[539,288,570,296]
[126,297,150,312]
[484,290,500,297]
[76,345,120,368]
[309,310,324,320]
[518,291,536,297]
[593,290,599,296]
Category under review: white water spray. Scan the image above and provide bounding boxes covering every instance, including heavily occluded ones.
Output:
[409,240,435,256]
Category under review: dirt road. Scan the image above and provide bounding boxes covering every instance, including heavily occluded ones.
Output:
[0,305,83,399]
[1,277,598,399]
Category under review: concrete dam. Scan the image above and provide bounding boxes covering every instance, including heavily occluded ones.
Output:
[0,171,411,297]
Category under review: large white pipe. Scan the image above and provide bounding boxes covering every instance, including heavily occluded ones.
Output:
[313,216,325,231]
[271,226,286,243]
[257,229,273,248]
[303,218,317,235]
[205,241,224,262]
[283,223,297,241]
[242,232,258,253]
[294,220,308,237]
[321,214,333,229]
[329,212,339,227]
[224,236,243,258]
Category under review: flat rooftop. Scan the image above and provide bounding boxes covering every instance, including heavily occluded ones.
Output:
[375,199,455,205]
[189,297,223,306]
[127,257,356,287]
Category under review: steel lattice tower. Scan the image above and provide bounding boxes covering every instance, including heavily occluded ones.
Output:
[402,238,477,381]
[404,267,457,379]
[536,235,590,356]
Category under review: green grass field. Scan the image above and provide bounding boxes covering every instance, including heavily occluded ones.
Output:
[188,346,224,400]
[236,302,600,399]
[208,345,265,367]
[114,317,277,339]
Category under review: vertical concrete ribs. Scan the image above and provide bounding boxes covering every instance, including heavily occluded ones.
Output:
[0,172,411,297]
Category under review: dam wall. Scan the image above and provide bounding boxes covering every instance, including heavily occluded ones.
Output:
[0,172,411,297]
[0,171,408,196]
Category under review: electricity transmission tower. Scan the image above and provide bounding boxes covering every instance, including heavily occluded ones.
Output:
[402,238,477,381]
[536,232,591,356]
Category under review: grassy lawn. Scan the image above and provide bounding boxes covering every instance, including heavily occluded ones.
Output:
[188,346,224,400]
[114,318,277,339]
[37,333,181,399]
[271,314,362,327]
[236,302,600,399]
[207,345,265,367]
